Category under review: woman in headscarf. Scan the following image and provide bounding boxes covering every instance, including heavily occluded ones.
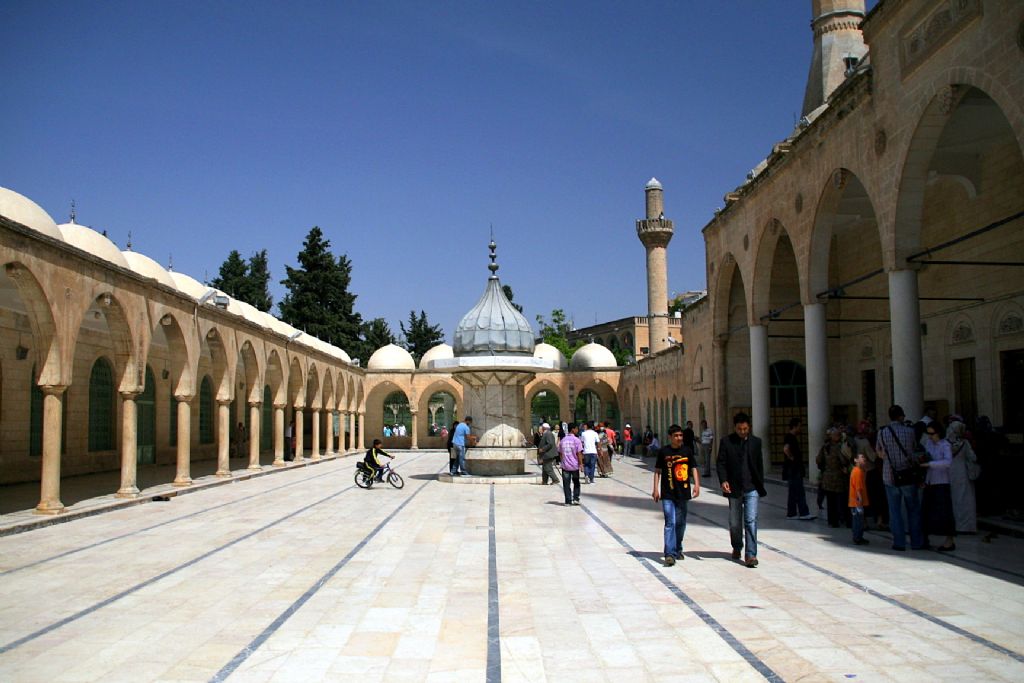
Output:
[946,420,978,533]
[816,428,852,528]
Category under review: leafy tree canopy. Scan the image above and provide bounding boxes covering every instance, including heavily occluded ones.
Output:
[279,227,362,355]
[535,308,585,360]
[210,249,274,312]
[400,310,445,363]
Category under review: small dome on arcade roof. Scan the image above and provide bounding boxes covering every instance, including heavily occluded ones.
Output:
[533,342,566,370]
[0,187,63,241]
[570,342,617,370]
[367,343,415,371]
[123,250,176,289]
[419,343,454,369]
[58,223,130,270]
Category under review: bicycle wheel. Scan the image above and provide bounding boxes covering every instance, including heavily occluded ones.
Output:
[387,471,405,489]
[355,470,373,489]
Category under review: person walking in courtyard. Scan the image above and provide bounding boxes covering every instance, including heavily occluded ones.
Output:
[783,417,814,520]
[285,418,295,461]
[817,427,852,528]
[559,422,584,505]
[653,424,700,566]
[921,422,956,551]
[849,452,870,545]
[580,421,599,484]
[537,422,560,486]
[452,416,473,476]
[446,420,459,476]
[717,412,766,568]
[596,422,614,477]
[876,405,926,551]
[622,423,634,459]
[699,419,714,476]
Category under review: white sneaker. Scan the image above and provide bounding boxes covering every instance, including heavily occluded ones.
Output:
[799,514,817,520]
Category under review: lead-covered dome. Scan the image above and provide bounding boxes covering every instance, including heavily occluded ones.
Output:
[59,223,130,269]
[453,240,534,356]
[367,343,415,370]
[570,342,617,370]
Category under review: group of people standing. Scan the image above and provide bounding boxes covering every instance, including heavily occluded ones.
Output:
[537,421,620,503]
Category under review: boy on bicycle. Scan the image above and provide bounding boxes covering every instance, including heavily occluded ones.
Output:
[364,439,394,482]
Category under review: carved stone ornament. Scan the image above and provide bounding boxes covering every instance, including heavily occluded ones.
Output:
[938,84,961,115]
[874,128,887,156]
[951,321,974,344]
[998,313,1023,336]
[795,193,804,214]
[860,337,874,359]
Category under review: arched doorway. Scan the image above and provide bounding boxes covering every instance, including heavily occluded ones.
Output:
[769,360,808,469]
[382,390,411,445]
[530,390,560,429]
[427,391,457,435]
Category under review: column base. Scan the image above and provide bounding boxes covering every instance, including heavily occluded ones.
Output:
[215,470,232,478]
[116,486,140,498]
[172,477,192,487]
[34,500,65,515]
[247,464,263,472]
[272,458,286,467]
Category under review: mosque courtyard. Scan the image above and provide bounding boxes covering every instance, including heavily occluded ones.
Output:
[0,451,1021,682]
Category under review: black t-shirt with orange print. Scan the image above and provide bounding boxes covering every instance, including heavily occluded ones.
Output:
[656,444,695,502]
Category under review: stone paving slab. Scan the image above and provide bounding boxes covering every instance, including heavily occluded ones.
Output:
[0,450,1021,682]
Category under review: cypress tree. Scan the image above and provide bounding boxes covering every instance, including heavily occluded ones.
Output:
[400,310,445,363]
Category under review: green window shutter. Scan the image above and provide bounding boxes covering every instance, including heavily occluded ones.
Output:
[88,358,115,451]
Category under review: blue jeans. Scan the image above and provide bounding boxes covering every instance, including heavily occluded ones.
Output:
[662,498,688,558]
[885,483,924,549]
[728,490,759,558]
[787,474,809,517]
[583,453,597,481]
[453,444,468,475]
[851,507,864,542]
[623,440,633,458]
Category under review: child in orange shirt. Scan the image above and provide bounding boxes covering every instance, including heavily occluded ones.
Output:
[849,452,870,546]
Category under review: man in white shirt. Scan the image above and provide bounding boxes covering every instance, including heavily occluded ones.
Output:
[580,421,600,484]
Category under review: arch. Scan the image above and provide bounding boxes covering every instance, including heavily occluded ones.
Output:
[265,349,286,407]
[425,390,458,436]
[713,252,746,335]
[751,219,806,319]
[415,378,463,418]
[88,357,116,451]
[894,77,1024,265]
[151,308,194,398]
[287,355,305,407]
[200,325,231,403]
[238,339,262,405]
[1,262,61,385]
[136,365,156,465]
[321,369,335,412]
[525,379,569,421]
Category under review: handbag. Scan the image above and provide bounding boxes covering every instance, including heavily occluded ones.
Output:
[886,427,924,486]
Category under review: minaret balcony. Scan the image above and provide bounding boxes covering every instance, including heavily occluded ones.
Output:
[636,218,674,247]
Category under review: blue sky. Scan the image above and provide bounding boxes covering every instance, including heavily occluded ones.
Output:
[0,1,874,349]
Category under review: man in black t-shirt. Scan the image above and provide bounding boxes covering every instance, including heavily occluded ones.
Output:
[783,418,814,520]
[652,424,701,566]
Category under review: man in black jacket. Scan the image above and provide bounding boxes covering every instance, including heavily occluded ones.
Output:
[716,412,767,568]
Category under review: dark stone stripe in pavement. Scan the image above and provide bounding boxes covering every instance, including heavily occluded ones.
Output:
[210,462,445,682]
[581,502,784,682]
[487,483,501,683]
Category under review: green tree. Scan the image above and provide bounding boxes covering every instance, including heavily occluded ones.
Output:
[360,317,396,358]
[502,284,524,314]
[209,250,248,298]
[400,310,444,363]
[279,227,362,356]
[535,308,585,360]
[244,249,273,312]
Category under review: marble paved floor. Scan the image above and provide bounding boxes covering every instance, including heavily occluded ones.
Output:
[0,450,1021,682]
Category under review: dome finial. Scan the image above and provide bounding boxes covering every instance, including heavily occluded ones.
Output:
[488,225,498,278]
[69,199,77,224]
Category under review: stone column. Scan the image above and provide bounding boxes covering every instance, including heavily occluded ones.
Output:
[117,392,140,497]
[889,269,924,422]
[749,325,770,470]
[410,409,419,450]
[173,396,192,486]
[310,409,321,461]
[248,402,261,470]
[216,399,232,477]
[35,386,67,514]
[324,410,334,455]
[804,302,830,483]
[357,411,365,450]
[272,404,286,466]
[294,408,305,460]
[345,412,354,451]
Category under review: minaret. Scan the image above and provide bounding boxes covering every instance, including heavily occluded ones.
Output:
[801,1,867,117]
[636,178,674,355]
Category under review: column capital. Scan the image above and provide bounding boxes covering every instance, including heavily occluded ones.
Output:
[216,398,232,407]
[120,390,141,400]
[248,400,262,407]
[174,393,196,402]
[40,384,68,396]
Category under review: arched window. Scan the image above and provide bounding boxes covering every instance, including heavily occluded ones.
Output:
[262,385,273,447]
[681,398,687,426]
[428,391,458,434]
[89,357,116,451]
[199,376,214,444]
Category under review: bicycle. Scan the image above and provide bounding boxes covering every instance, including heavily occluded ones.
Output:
[354,459,404,489]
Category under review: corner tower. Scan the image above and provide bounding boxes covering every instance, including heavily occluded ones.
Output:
[636,177,674,355]
[801,1,867,117]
